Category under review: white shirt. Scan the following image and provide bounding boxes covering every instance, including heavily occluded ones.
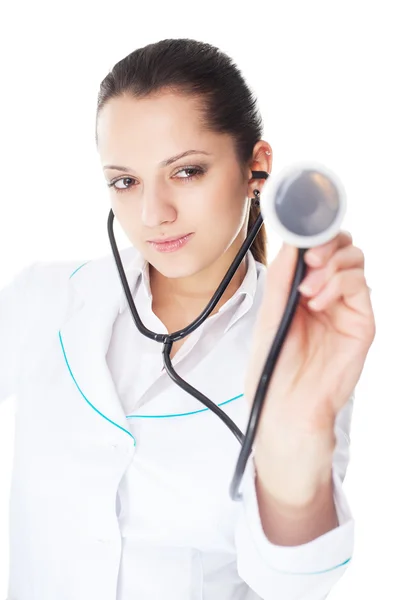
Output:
[0,245,355,600]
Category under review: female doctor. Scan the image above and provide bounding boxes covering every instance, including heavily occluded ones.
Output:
[0,38,376,600]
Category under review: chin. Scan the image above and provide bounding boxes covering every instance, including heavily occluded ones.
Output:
[149,252,204,279]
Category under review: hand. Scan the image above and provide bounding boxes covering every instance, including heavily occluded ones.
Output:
[245,230,376,439]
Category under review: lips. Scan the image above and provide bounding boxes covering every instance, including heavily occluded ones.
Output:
[148,234,191,243]
[147,233,194,253]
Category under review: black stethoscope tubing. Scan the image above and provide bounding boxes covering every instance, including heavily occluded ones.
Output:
[108,170,308,500]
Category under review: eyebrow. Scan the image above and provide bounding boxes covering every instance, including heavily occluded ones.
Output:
[103,149,212,172]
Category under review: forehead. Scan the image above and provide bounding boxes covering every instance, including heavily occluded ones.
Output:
[96,92,231,161]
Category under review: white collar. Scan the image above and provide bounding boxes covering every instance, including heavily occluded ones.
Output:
[118,248,259,317]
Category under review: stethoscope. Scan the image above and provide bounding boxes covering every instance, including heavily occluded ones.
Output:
[107,161,347,501]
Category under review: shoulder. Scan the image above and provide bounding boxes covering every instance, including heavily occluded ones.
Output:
[25,245,136,293]
[24,258,89,307]
[23,245,137,315]
[5,258,85,312]
[10,259,89,345]
[28,258,89,285]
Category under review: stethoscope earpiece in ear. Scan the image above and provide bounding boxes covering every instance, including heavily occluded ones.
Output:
[250,170,269,207]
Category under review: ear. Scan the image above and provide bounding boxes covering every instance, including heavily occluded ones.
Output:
[247,140,273,198]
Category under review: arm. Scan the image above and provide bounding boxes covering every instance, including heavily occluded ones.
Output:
[0,262,38,404]
[255,465,338,547]
[234,392,354,600]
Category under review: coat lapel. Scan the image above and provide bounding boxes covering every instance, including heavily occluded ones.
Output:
[58,245,141,439]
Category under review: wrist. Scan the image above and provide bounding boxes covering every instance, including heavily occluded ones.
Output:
[254,428,335,507]
[254,468,339,545]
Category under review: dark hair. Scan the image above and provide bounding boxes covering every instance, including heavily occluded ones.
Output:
[95,38,268,265]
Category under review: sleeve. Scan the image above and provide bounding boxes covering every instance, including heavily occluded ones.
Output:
[0,262,38,404]
[234,391,355,600]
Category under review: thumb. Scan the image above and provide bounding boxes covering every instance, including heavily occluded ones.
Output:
[244,242,300,405]
[259,242,301,331]
[244,243,302,404]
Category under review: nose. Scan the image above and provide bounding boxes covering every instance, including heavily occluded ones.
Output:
[141,187,177,228]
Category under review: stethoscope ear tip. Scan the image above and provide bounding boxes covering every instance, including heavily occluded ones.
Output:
[251,170,269,180]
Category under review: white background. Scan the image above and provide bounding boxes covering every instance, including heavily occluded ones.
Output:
[0,0,398,597]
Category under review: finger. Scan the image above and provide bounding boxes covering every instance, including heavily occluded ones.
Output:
[298,245,365,297]
[307,268,369,314]
[304,230,353,268]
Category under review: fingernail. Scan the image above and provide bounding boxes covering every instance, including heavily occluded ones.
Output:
[308,298,320,309]
[306,252,322,266]
[298,282,313,295]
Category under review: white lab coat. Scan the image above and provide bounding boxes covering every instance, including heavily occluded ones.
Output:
[0,246,355,600]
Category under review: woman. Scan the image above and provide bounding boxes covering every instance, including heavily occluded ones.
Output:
[0,38,375,600]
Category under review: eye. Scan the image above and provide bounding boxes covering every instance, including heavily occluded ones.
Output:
[107,166,205,194]
[107,176,135,193]
[173,166,204,181]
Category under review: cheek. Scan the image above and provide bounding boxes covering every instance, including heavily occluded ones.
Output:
[209,195,246,231]
[110,197,129,225]
[111,203,142,245]
[193,187,243,223]
[194,197,246,251]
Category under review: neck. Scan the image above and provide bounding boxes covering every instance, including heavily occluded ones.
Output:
[149,248,248,316]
